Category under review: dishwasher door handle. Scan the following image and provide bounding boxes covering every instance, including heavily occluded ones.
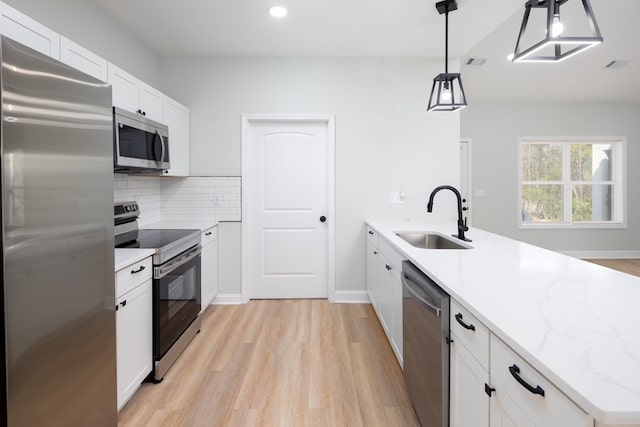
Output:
[402,272,441,317]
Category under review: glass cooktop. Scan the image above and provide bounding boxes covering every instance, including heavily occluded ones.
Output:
[116,228,199,250]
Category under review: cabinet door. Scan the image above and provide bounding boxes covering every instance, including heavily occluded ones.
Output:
[162,97,190,176]
[108,63,139,113]
[138,82,163,122]
[116,280,152,411]
[366,240,378,309]
[60,36,107,81]
[201,240,218,312]
[450,334,489,427]
[390,266,403,366]
[0,3,60,58]
[377,253,393,335]
[490,389,535,427]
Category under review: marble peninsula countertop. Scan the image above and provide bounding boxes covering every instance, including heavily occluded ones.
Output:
[366,219,640,426]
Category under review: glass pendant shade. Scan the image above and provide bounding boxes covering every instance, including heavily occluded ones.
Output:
[427,0,468,112]
[512,0,603,63]
[427,73,467,111]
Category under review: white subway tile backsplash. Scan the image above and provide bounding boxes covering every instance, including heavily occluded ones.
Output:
[113,175,241,223]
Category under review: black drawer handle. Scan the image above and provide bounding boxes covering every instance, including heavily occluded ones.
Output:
[205,232,212,236]
[455,313,476,331]
[368,230,374,235]
[131,265,146,274]
[509,364,545,397]
[121,300,127,307]
[373,251,378,255]
[385,264,391,271]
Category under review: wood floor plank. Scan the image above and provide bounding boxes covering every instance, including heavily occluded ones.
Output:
[585,259,640,277]
[118,301,419,426]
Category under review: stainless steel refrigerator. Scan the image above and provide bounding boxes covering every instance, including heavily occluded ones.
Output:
[0,36,116,425]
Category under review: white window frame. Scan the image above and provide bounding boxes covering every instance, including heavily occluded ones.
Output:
[518,136,627,229]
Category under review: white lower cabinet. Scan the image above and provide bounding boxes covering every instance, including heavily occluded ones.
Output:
[449,298,594,427]
[200,226,218,312]
[489,335,592,427]
[115,256,153,411]
[367,228,403,367]
[450,333,490,427]
[366,240,378,310]
[116,278,152,411]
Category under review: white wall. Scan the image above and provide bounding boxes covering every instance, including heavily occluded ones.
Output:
[3,0,160,86]
[462,101,640,253]
[159,56,461,294]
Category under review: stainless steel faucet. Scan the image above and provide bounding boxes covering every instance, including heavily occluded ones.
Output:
[427,185,471,242]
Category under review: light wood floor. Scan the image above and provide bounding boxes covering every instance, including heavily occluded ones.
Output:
[118,300,420,427]
[584,259,640,277]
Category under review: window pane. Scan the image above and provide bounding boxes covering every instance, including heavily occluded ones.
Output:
[572,184,613,222]
[570,144,613,181]
[521,144,563,181]
[522,184,563,223]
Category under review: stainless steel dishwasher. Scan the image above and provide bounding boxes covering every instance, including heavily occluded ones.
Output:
[402,260,450,427]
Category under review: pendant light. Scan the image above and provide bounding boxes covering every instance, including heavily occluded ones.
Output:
[427,0,467,112]
[512,0,603,63]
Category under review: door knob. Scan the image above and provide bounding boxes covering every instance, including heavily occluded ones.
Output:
[320,216,327,223]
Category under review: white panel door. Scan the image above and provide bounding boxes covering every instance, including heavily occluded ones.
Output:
[139,82,163,122]
[162,97,190,176]
[60,37,107,81]
[248,120,329,299]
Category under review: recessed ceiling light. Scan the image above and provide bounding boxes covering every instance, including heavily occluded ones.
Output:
[268,6,287,18]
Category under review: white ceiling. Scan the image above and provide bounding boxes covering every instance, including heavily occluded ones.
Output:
[461,0,640,102]
[94,0,639,102]
[94,0,522,57]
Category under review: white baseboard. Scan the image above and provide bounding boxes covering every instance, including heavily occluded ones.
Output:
[212,293,243,305]
[561,250,640,259]
[334,290,371,304]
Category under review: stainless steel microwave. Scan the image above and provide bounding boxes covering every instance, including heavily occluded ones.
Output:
[113,107,170,173]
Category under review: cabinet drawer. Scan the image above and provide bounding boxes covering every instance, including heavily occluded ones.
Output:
[451,299,490,370]
[490,335,592,427]
[202,226,218,246]
[379,237,404,270]
[366,226,379,247]
[116,257,152,298]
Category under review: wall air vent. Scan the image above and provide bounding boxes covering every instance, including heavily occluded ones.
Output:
[605,60,630,69]
[464,57,486,67]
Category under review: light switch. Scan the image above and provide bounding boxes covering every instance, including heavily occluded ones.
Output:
[389,191,405,204]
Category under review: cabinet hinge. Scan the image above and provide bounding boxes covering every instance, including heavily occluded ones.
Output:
[485,383,495,397]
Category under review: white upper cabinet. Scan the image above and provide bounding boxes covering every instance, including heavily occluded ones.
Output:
[108,62,140,114]
[162,97,190,176]
[107,63,164,122]
[60,36,107,82]
[0,2,60,58]
[139,82,163,123]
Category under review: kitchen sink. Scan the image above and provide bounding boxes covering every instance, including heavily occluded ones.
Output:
[394,232,472,250]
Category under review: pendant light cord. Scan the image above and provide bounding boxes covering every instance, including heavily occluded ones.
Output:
[444,8,449,75]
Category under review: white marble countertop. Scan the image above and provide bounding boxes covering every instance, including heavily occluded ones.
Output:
[142,220,217,232]
[367,219,640,425]
[114,248,155,272]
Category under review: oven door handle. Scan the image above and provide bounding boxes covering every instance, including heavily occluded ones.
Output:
[154,245,201,279]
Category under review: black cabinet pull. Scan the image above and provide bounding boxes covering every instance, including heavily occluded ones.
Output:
[368,230,374,235]
[320,216,327,223]
[137,109,142,114]
[115,305,119,311]
[373,251,378,255]
[455,313,476,331]
[121,300,127,307]
[205,232,212,236]
[508,365,545,397]
[385,264,391,271]
[131,265,146,274]
[484,383,495,397]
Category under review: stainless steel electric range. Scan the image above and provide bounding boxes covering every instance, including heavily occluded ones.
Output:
[115,201,201,382]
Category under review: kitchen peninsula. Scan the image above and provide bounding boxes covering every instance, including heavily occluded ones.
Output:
[367,220,640,427]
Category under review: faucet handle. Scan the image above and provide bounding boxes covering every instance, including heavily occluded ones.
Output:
[463,216,469,231]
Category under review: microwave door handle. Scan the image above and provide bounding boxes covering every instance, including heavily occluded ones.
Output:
[157,130,166,165]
